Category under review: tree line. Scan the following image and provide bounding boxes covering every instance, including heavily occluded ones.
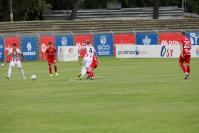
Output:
[0,0,198,21]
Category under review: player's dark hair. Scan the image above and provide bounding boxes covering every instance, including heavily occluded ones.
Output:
[12,43,16,46]
[48,42,52,45]
[86,40,90,44]
[181,31,186,35]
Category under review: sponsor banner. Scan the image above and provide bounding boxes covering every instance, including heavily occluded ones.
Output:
[191,45,199,57]
[74,34,93,57]
[116,45,159,58]
[94,33,114,56]
[160,45,180,58]
[186,32,199,45]
[40,35,55,61]
[114,33,135,55]
[21,36,37,61]
[55,34,74,48]
[0,36,4,61]
[159,32,181,45]
[114,33,135,44]
[136,33,158,45]
[58,46,78,61]
[116,45,181,58]
[4,36,20,62]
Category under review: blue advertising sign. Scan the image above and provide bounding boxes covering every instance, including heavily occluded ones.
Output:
[136,33,158,45]
[55,34,74,48]
[0,36,4,61]
[21,36,37,61]
[186,32,199,45]
[93,33,114,56]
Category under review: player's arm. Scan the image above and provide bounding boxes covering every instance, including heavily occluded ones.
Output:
[79,45,86,52]
[45,49,48,61]
[3,55,8,65]
[17,49,26,62]
[4,49,11,64]
[21,52,27,62]
[180,42,184,58]
[4,54,8,64]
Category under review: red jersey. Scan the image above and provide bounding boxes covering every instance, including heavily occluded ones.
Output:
[179,36,191,56]
[45,47,56,59]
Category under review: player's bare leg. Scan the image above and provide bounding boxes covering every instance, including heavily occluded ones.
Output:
[179,62,186,74]
[19,68,26,79]
[53,64,58,76]
[48,64,53,76]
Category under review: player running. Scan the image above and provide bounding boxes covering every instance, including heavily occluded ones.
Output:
[45,42,58,77]
[78,40,99,80]
[179,32,192,80]
[4,43,26,79]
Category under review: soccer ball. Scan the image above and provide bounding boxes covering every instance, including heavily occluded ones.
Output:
[31,74,37,80]
[1,63,5,67]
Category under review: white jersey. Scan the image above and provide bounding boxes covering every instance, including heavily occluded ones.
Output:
[84,45,95,58]
[8,48,22,61]
[82,45,96,68]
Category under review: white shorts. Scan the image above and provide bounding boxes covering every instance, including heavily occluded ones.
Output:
[9,60,22,68]
[83,56,92,68]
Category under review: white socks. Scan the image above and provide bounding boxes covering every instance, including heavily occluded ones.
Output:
[20,68,26,79]
[7,66,26,79]
[80,67,87,78]
[7,65,12,78]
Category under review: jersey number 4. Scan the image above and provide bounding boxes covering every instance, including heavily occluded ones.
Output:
[89,48,93,53]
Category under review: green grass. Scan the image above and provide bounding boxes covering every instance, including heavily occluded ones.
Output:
[0,57,199,133]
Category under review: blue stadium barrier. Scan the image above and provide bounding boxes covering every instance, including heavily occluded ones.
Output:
[185,32,199,45]
[136,33,158,45]
[21,36,38,61]
[93,33,114,56]
[0,36,4,61]
[0,31,199,61]
[55,34,74,48]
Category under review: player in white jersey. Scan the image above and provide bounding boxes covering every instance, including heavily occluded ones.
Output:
[78,40,99,80]
[4,43,26,79]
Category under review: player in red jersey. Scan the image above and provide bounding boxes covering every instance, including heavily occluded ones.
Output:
[88,54,99,79]
[179,32,192,80]
[90,55,98,70]
[45,42,58,77]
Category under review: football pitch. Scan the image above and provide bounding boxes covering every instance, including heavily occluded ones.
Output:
[0,57,199,133]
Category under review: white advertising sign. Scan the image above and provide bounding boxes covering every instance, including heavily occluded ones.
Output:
[58,46,78,61]
[191,45,199,58]
[116,45,198,58]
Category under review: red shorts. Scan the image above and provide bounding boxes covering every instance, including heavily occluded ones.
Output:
[48,58,56,65]
[90,57,98,69]
[179,55,191,64]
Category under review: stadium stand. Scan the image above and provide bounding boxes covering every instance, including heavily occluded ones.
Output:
[0,18,199,33]
[43,6,182,20]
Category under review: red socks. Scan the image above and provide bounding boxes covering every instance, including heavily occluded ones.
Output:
[180,63,191,74]
[87,71,94,78]
[89,71,94,78]
[187,66,190,74]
